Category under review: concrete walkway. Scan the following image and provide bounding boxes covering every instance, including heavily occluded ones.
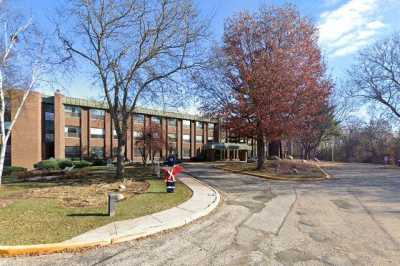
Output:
[65,174,220,245]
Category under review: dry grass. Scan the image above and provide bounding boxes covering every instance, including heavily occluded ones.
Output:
[216,159,327,180]
[0,165,192,245]
[0,166,150,209]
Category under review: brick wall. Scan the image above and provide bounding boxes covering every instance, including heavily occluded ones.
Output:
[11,90,42,169]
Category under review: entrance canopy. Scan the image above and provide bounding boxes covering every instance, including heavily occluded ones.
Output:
[204,142,251,161]
[204,143,251,151]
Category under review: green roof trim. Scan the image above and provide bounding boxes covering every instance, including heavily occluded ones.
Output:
[204,143,252,151]
[63,96,217,123]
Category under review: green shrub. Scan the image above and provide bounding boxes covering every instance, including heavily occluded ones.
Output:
[57,159,74,169]
[34,159,60,170]
[73,160,92,168]
[3,166,27,176]
[92,159,107,166]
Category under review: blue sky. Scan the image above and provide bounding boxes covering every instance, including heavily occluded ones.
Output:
[12,0,400,113]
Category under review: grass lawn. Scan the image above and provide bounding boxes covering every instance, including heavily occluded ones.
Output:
[215,160,327,180]
[0,166,192,245]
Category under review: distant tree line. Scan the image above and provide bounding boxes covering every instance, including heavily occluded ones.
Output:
[318,118,400,164]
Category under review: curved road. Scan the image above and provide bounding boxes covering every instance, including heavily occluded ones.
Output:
[2,162,400,265]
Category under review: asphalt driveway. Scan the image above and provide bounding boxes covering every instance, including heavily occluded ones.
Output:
[2,162,400,265]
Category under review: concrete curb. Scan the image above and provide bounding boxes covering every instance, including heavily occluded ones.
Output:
[0,175,220,257]
[315,163,331,179]
[215,165,331,182]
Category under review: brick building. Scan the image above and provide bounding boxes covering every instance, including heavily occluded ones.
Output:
[5,90,224,169]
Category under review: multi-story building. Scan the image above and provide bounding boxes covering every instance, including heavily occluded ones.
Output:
[5,90,222,169]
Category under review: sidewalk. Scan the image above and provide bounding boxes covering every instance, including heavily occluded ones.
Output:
[0,174,220,256]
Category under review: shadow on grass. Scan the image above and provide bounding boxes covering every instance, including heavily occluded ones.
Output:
[68,213,109,217]
[5,166,158,188]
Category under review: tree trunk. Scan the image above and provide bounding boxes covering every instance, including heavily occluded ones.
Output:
[269,140,281,158]
[116,136,126,179]
[256,133,265,170]
[0,142,7,186]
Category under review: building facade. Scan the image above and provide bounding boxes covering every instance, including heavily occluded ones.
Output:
[5,90,221,169]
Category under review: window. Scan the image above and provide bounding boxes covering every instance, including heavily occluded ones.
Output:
[183,134,190,143]
[65,126,81,138]
[151,116,161,124]
[168,118,176,127]
[45,134,54,142]
[4,121,11,130]
[208,123,215,130]
[134,147,142,156]
[90,128,105,138]
[90,147,104,158]
[168,144,177,154]
[168,133,177,142]
[196,121,203,129]
[45,112,54,121]
[4,97,10,122]
[208,136,214,142]
[183,120,191,128]
[113,129,118,139]
[64,105,81,117]
[134,114,145,124]
[112,147,119,156]
[182,148,191,158]
[45,121,54,133]
[196,135,203,143]
[65,146,80,159]
[152,132,160,139]
[133,131,144,140]
[90,109,105,120]
[44,103,54,113]
[45,120,54,143]
[4,143,11,166]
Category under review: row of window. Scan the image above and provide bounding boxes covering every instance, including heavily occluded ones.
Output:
[65,146,104,159]
[65,146,193,159]
[64,126,121,139]
[65,106,106,119]
[64,126,214,143]
[65,126,105,138]
[64,105,216,130]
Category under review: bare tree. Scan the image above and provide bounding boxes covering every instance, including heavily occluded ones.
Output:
[348,32,400,119]
[135,123,165,166]
[57,0,208,178]
[0,4,46,185]
[296,105,339,159]
[321,117,395,164]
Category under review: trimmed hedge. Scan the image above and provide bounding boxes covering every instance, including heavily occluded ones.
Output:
[3,166,27,176]
[57,159,74,169]
[34,158,94,170]
[92,159,107,166]
[34,159,60,170]
[73,160,92,168]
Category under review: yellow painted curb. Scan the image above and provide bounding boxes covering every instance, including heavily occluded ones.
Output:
[0,240,110,257]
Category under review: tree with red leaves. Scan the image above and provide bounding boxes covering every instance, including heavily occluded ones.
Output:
[197,4,332,169]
